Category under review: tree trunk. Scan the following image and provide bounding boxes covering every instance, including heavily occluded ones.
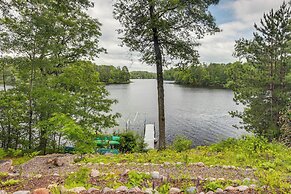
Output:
[28,62,34,150]
[150,4,166,149]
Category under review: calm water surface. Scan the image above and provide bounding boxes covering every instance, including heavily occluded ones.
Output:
[107,79,247,146]
[0,80,247,146]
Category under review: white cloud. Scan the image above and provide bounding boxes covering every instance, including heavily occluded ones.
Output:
[197,0,286,64]
[89,0,287,69]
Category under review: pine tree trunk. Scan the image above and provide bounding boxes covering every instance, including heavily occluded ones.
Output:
[150,4,166,149]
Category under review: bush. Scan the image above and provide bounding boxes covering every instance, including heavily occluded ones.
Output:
[7,148,23,157]
[119,131,147,153]
[172,136,192,152]
[0,148,7,159]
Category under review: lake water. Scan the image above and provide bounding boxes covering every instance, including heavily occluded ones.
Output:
[0,80,247,146]
[106,79,247,146]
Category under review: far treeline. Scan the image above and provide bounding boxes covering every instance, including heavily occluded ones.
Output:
[164,63,229,88]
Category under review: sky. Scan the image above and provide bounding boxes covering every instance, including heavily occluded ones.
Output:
[88,0,286,72]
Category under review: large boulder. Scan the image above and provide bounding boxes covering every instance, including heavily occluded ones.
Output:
[0,160,12,172]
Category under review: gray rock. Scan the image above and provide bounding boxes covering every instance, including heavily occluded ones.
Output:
[169,188,181,194]
[224,186,236,191]
[151,171,160,179]
[87,188,99,193]
[8,173,20,177]
[128,187,141,193]
[206,192,214,194]
[0,191,7,194]
[237,185,249,192]
[0,160,12,172]
[13,191,30,194]
[196,162,205,167]
[69,187,86,193]
[249,184,257,189]
[144,188,158,194]
[115,186,128,193]
[90,169,100,178]
[176,162,182,165]
[185,186,197,194]
[102,187,114,193]
[215,188,223,193]
[121,169,130,176]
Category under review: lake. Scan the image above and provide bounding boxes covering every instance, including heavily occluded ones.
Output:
[0,80,247,146]
[106,79,247,146]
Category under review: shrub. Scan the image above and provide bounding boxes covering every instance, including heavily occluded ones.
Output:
[0,148,7,159]
[7,148,23,157]
[119,131,147,153]
[172,136,192,152]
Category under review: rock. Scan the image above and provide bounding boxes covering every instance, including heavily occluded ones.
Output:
[32,188,50,194]
[196,162,205,167]
[0,160,12,172]
[199,193,205,194]
[121,169,130,176]
[0,191,7,194]
[69,187,86,193]
[249,184,257,189]
[151,171,160,179]
[47,184,58,189]
[224,186,236,191]
[169,188,181,194]
[8,173,20,177]
[13,191,30,194]
[205,192,214,194]
[90,169,100,178]
[217,178,225,181]
[215,188,223,193]
[115,186,128,193]
[197,176,203,181]
[176,162,182,165]
[87,188,100,193]
[128,187,141,193]
[144,188,155,194]
[185,186,197,194]
[35,174,42,178]
[53,173,59,176]
[102,187,114,193]
[164,162,170,165]
[208,177,216,181]
[237,185,249,192]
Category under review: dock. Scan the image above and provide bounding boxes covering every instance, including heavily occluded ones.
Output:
[144,124,156,149]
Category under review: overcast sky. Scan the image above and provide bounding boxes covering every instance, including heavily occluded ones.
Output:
[88,0,286,72]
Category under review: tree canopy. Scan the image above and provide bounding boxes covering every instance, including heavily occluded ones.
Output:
[114,0,220,148]
[228,2,291,141]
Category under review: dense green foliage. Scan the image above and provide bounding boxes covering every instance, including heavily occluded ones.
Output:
[0,1,118,154]
[164,63,228,88]
[228,3,291,141]
[130,71,156,79]
[114,0,220,149]
[119,131,147,153]
[171,136,192,152]
[96,65,130,84]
